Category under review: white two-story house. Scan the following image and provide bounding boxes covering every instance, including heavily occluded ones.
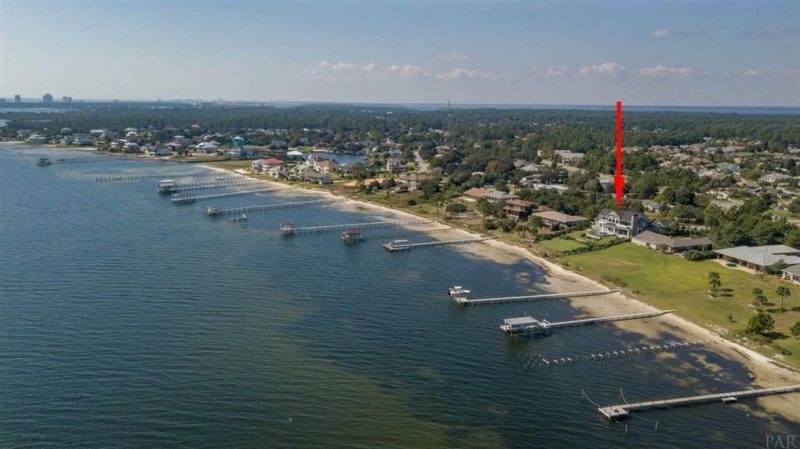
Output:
[594,208,650,238]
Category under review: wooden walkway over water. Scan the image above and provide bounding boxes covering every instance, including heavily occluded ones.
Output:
[280,219,434,235]
[96,172,215,182]
[501,310,674,336]
[167,179,254,193]
[171,187,286,205]
[598,384,800,421]
[452,289,619,306]
[207,198,347,216]
[382,236,494,252]
[38,156,118,166]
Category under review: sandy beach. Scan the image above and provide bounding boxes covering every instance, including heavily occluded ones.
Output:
[205,164,800,423]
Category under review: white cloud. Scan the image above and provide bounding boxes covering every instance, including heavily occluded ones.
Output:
[531,65,570,78]
[638,65,695,78]
[743,68,762,77]
[387,64,428,79]
[442,51,470,61]
[577,62,623,77]
[650,28,670,38]
[436,68,511,81]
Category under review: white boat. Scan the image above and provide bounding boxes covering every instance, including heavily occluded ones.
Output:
[448,285,471,297]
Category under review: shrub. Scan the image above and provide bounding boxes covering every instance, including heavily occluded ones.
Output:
[446,202,467,213]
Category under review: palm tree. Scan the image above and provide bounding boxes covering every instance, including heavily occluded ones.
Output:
[708,271,721,297]
[776,286,791,312]
[752,288,767,310]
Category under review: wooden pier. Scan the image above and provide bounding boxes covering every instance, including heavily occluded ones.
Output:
[96,172,215,182]
[598,384,800,421]
[171,187,286,205]
[163,179,254,194]
[279,219,434,236]
[382,236,494,252]
[451,288,619,306]
[207,198,347,216]
[500,310,674,336]
[37,156,117,166]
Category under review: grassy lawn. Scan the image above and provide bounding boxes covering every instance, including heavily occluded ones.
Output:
[564,243,800,368]
[538,238,586,253]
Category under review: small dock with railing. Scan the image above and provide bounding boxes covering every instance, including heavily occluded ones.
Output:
[500,310,674,336]
[598,384,800,421]
[382,236,494,252]
[448,287,619,306]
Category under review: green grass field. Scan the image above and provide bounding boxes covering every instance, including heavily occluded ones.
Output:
[538,238,586,253]
[564,243,800,368]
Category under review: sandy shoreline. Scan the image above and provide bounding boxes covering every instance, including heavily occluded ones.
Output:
[209,164,800,422]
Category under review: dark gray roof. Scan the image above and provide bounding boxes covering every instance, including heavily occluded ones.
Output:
[598,208,650,223]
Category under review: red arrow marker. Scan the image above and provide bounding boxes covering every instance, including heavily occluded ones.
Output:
[614,100,624,208]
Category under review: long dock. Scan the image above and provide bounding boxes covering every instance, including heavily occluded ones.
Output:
[167,179,255,193]
[500,310,674,336]
[37,156,117,166]
[171,187,286,205]
[451,289,619,306]
[279,219,434,235]
[207,198,347,216]
[96,172,215,182]
[598,384,800,421]
[382,236,494,252]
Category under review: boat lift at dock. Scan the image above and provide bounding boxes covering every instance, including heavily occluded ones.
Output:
[279,219,434,236]
[500,310,674,337]
[171,187,287,205]
[448,287,620,306]
[597,384,800,421]
[207,198,347,216]
[382,236,495,252]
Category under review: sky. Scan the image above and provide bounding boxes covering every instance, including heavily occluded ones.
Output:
[1,0,799,106]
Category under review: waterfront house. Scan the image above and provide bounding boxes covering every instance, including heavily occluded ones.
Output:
[301,169,332,185]
[503,199,536,221]
[196,141,221,154]
[462,187,491,201]
[780,265,800,284]
[143,144,171,157]
[632,231,712,253]
[484,190,519,203]
[532,210,589,230]
[26,134,48,145]
[397,172,433,191]
[266,165,288,179]
[715,245,800,273]
[593,208,651,238]
[315,159,340,173]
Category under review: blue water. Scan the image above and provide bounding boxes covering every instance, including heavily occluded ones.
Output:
[0,145,796,448]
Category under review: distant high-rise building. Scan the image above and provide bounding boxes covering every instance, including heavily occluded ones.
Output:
[14,95,21,103]
[62,96,72,103]
[43,93,54,103]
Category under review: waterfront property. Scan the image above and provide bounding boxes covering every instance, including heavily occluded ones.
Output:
[499,310,674,336]
[593,208,650,238]
[532,210,588,230]
[631,231,713,253]
[503,199,535,221]
[714,245,800,272]
[598,385,800,421]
